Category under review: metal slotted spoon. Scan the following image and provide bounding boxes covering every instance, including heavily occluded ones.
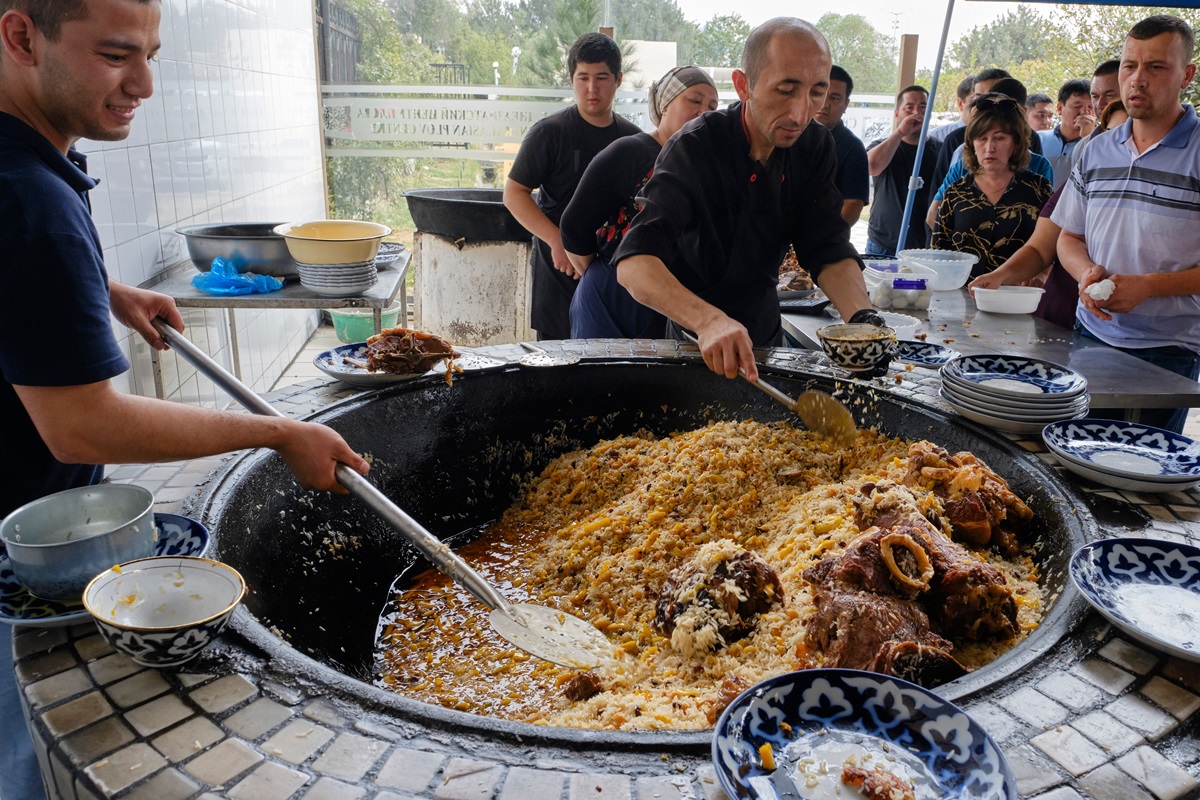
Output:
[682,331,857,446]
[152,320,609,669]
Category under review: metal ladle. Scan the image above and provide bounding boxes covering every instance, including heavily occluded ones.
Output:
[152,320,609,669]
[681,331,857,446]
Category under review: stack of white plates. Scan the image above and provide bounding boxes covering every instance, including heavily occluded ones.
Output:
[296,260,378,297]
[1043,419,1200,492]
[939,354,1089,433]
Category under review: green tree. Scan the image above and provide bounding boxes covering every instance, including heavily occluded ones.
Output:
[692,14,749,69]
[523,0,640,87]
[948,7,1059,72]
[816,13,896,95]
[611,0,699,63]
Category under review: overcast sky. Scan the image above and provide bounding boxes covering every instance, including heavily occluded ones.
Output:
[669,0,1040,70]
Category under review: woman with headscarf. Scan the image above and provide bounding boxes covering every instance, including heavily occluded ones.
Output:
[933,92,1052,279]
[561,66,718,338]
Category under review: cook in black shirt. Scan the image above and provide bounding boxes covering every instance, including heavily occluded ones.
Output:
[613,17,875,381]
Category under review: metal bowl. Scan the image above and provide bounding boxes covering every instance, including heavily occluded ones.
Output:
[0,484,157,601]
[176,223,298,278]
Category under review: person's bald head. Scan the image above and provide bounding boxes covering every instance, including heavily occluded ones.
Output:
[740,17,829,88]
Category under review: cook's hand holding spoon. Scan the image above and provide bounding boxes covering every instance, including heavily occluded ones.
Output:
[695,316,758,381]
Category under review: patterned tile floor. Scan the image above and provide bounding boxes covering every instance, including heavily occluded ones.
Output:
[12,340,1200,800]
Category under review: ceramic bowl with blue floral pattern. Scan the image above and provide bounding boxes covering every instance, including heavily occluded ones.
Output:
[1071,538,1200,662]
[1043,420,1200,482]
[83,556,246,667]
[942,354,1087,398]
[816,324,898,374]
[713,668,1016,799]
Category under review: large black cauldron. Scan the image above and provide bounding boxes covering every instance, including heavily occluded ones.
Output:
[201,357,1092,751]
[404,188,529,243]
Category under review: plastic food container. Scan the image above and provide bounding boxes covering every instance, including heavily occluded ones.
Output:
[871,277,931,310]
[898,249,978,291]
[973,286,1045,314]
[329,301,403,344]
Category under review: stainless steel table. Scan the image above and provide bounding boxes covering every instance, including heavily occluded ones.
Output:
[782,288,1200,416]
[148,253,410,397]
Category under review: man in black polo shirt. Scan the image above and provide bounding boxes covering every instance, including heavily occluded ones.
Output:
[815,64,869,226]
[613,17,876,382]
[504,32,640,340]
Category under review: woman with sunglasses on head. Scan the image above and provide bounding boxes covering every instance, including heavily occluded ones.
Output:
[561,66,719,338]
[933,92,1053,279]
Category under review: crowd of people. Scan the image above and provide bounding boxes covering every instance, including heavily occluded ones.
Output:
[503,14,1200,432]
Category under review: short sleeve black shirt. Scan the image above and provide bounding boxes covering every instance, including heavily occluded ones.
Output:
[829,122,869,204]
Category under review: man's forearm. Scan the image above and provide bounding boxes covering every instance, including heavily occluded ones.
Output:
[616,255,723,332]
[1056,231,1096,282]
[503,183,561,248]
[867,131,904,176]
[816,259,872,321]
[841,200,864,227]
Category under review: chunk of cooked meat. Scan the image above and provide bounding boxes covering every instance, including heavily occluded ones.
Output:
[873,640,969,686]
[563,671,604,702]
[364,327,458,376]
[805,587,955,674]
[803,527,933,599]
[904,441,1033,555]
[841,763,917,800]
[706,675,751,725]
[655,541,784,658]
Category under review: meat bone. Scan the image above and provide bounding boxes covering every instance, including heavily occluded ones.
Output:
[151,319,609,669]
[681,331,857,446]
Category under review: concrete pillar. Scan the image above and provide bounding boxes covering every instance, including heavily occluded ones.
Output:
[412,232,534,346]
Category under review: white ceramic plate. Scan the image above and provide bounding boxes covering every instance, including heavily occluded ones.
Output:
[943,383,1089,419]
[940,389,1086,434]
[942,354,1088,399]
[941,373,1090,410]
[1042,419,1200,482]
[1071,538,1200,661]
[897,340,962,368]
[1047,450,1200,492]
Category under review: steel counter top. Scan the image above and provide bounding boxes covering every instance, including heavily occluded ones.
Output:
[783,288,1200,412]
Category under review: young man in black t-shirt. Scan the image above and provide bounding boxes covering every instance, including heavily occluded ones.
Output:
[504,32,640,340]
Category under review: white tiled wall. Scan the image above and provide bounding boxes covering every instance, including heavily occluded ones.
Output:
[79,0,327,406]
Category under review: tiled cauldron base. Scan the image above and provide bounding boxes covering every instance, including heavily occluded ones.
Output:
[12,342,1200,800]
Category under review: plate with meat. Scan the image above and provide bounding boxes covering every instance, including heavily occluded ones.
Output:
[315,327,502,387]
[1071,538,1200,662]
[712,668,1016,800]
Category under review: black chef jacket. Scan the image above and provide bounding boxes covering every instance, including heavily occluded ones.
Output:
[613,102,862,346]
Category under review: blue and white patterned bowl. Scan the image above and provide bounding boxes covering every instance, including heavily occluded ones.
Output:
[942,355,1087,398]
[1043,420,1200,483]
[897,340,962,368]
[1071,538,1200,662]
[713,668,1016,799]
[816,323,898,373]
[83,556,246,667]
[0,514,209,628]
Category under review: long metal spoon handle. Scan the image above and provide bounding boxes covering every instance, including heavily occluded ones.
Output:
[151,319,518,617]
[680,330,798,411]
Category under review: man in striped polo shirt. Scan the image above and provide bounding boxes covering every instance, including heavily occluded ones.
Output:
[1053,14,1200,433]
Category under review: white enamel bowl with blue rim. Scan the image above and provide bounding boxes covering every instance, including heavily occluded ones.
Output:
[713,668,1016,799]
[941,354,1088,399]
[83,556,246,667]
[1042,419,1200,484]
[897,341,961,368]
[1071,538,1200,662]
[0,514,210,628]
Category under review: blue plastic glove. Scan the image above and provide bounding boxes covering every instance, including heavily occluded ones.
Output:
[191,257,284,295]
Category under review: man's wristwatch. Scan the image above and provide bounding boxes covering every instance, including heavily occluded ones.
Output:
[848,308,887,327]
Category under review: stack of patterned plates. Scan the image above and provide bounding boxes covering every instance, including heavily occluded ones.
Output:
[939,354,1089,433]
[1043,419,1200,492]
[296,260,378,297]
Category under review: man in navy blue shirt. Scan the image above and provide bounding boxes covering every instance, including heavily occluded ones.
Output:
[815,65,869,226]
[0,2,370,796]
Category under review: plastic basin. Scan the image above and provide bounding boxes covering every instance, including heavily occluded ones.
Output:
[898,249,977,290]
[973,286,1045,314]
[329,302,403,344]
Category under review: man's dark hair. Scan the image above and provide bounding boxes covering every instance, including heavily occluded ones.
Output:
[567,32,622,79]
[1028,92,1052,107]
[974,67,1012,86]
[1094,59,1120,77]
[1057,78,1092,105]
[830,64,853,98]
[741,17,825,87]
[957,74,976,101]
[894,84,928,108]
[1128,15,1195,61]
[0,0,154,41]
[990,76,1028,107]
